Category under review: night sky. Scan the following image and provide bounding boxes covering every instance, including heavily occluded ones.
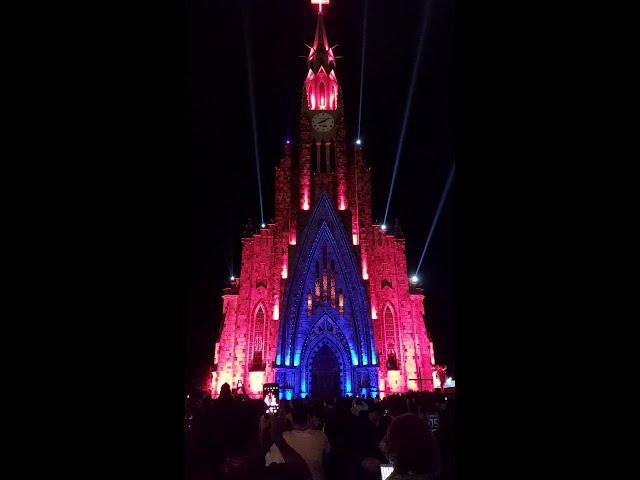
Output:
[186,0,454,391]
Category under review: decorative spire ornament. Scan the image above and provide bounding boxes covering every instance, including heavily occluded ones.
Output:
[311,0,330,14]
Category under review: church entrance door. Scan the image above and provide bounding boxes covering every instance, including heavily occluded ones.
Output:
[311,345,340,400]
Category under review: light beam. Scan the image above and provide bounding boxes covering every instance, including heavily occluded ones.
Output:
[415,161,455,276]
[357,0,368,140]
[383,0,434,226]
[242,7,265,226]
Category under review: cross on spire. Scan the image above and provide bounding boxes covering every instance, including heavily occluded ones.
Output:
[311,0,330,14]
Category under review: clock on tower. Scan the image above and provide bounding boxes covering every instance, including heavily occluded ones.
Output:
[311,112,335,133]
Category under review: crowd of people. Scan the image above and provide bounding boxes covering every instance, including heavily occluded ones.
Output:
[186,384,454,480]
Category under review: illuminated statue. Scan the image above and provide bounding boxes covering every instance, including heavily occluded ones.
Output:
[433,365,447,393]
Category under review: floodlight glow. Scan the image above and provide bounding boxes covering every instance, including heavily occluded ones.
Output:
[380,224,387,231]
[230,275,235,281]
[356,139,361,145]
[411,275,418,283]
[261,223,266,228]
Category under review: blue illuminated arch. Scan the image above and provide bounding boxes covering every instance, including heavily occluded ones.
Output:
[300,331,351,396]
[275,194,377,396]
[277,195,375,362]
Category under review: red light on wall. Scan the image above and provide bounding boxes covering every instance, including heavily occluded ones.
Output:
[281,264,288,279]
[249,371,265,395]
[352,234,358,245]
[339,197,346,210]
[214,342,220,365]
[301,175,310,210]
[273,303,279,320]
[305,67,338,111]
[289,223,297,245]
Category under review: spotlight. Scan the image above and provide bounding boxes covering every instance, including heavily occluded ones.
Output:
[356,139,362,145]
[411,275,418,284]
[261,223,266,228]
[285,139,291,145]
[230,275,235,281]
[380,224,387,231]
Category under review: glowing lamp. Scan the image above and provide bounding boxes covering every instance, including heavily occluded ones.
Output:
[230,275,235,281]
[285,139,291,144]
[380,224,387,231]
[261,223,266,228]
[411,275,418,284]
[356,139,361,145]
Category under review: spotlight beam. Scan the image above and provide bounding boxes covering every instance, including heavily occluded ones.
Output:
[242,7,265,226]
[383,0,433,226]
[415,161,455,276]
[357,0,368,140]
[224,234,234,278]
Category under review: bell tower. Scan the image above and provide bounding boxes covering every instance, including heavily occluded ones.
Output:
[299,0,348,213]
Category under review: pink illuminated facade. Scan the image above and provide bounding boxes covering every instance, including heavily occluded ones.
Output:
[210,3,437,399]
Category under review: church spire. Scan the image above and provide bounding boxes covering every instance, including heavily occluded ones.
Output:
[308,4,335,76]
[313,11,330,55]
[305,1,338,111]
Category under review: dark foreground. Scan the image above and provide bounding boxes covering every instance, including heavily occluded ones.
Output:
[186,391,454,480]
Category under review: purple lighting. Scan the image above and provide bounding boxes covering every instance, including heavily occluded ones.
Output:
[286,139,291,144]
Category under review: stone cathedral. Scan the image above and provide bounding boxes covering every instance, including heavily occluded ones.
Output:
[210,2,437,400]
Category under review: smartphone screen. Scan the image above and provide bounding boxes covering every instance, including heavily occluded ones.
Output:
[380,464,394,480]
[263,383,280,414]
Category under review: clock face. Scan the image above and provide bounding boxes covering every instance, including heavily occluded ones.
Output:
[311,113,335,133]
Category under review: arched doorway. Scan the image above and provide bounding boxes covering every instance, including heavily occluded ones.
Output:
[311,344,340,400]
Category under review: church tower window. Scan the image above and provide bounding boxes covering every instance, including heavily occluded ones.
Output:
[384,305,399,370]
[251,306,266,370]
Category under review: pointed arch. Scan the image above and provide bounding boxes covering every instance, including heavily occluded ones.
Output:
[250,303,267,371]
[300,318,353,396]
[319,81,326,107]
[276,193,376,370]
[383,303,399,370]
